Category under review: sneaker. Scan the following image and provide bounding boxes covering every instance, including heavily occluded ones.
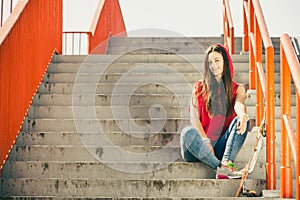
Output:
[216,163,242,179]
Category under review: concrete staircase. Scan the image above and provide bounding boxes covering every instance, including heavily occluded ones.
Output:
[0,36,294,199]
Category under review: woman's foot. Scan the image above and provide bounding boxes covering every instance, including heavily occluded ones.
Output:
[216,162,242,179]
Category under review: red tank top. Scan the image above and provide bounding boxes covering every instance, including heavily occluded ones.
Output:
[195,81,239,141]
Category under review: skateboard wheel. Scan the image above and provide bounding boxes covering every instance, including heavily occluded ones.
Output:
[244,190,257,197]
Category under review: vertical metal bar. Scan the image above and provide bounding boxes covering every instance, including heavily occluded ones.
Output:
[280,45,292,197]
[223,0,228,50]
[249,39,255,89]
[243,0,249,52]
[255,63,262,126]
[64,33,67,55]
[254,16,263,125]
[88,32,91,54]
[249,0,255,89]
[72,33,74,55]
[255,21,262,63]
[230,27,234,54]
[10,0,13,13]
[1,0,4,27]
[79,33,82,55]
[249,0,254,33]
[266,46,276,190]
[297,92,300,200]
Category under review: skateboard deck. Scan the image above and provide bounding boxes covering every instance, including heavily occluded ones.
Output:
[235,118,265,197]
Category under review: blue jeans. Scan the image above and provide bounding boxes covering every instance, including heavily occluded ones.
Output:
[180,116,250,169]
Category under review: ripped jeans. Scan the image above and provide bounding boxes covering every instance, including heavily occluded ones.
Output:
[180,116,250,169]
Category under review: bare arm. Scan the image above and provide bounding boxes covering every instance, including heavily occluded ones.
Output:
[190,93,214,153]
[234,85,249,134]
[190,93,207,138]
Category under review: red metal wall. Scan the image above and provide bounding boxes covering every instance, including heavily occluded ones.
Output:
[0,0,62,173]
[89,0,127,54]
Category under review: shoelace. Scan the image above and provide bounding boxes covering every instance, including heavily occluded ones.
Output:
[227,163,238,171]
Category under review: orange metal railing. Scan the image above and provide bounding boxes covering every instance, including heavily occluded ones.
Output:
[0,0,62,174]
[222,0,234,54]
[280,33,300,199]
[242,0,276,190]
[63,0,126,55]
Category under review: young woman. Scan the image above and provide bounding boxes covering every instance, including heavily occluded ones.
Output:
[180,44,250,179]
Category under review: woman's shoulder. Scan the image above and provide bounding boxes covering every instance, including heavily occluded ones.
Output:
[194,80,204,87]
[232,81,240,91]
[193,80,205,95]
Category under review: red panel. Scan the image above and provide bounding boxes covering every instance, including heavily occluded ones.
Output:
[0,0,62,174]
[89,0,127,54]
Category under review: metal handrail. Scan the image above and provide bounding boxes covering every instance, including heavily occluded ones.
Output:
[242,0,276,190]
[222,0,234,54]
[280,33,300,199]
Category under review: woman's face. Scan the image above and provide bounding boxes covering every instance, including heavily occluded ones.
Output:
[208,51,224,81]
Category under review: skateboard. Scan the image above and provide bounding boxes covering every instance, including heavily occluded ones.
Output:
[235,117,265,197]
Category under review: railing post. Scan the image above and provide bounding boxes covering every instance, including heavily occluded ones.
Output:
[266,46,276,190]
[230,26,234,54]
[280,40,293,198]
[243,0,249,52]
[1,0,3,26]
[249,41,255,90]
[223,0,234,54]
[297,92,300,199]
[223,0,228,50]
[249,0,255,89]
[255,16,263,125]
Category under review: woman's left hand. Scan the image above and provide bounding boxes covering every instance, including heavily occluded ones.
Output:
[237,114,249,134]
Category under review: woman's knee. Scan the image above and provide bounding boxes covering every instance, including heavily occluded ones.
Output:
[180,126,201,147]
[181,126,198,140]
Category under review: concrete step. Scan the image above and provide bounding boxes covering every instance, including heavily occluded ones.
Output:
[43,72,268,84]
[38,83,195,94]
[108,47,206,54]
[15,131,180,146]
[107,36,244,53]
[21,118,296,133]
[47,62,281,74]
[107,36,280,55]
[48,62,200,74]
[32,94,191,106]
[21,118,190,132]
[2,160,267,180]
[15,128,262,146]
[28,105,190,119]
[108,36,226,44]
[32,93,297,107]
[0,178,266,198]
[3,160,292,183]
[28,105,296,120]
[2,161,215,179]
[52,54,280,64]
[7,142,282,163]
[38,82,295,95]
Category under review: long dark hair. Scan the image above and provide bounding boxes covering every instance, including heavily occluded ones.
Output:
[197,44,234,117]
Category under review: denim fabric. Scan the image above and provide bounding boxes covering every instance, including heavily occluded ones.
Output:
[180,116,250,169]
